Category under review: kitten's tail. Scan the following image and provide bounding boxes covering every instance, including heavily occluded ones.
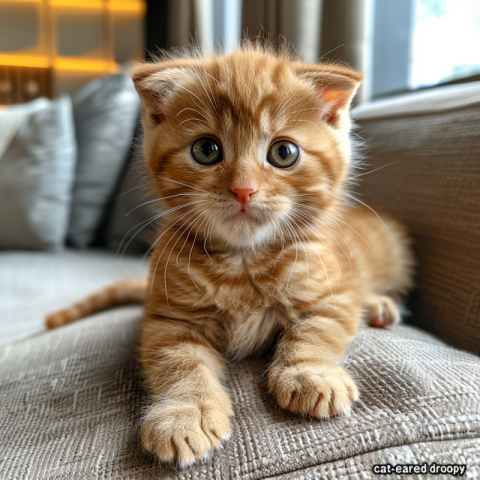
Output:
[45,278,147,329]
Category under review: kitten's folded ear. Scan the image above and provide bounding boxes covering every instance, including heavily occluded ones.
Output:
[132,60,201,125]
[295,64,362,125]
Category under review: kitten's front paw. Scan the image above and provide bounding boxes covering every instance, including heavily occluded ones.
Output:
[141,398,232,467]
[269,363,358,418]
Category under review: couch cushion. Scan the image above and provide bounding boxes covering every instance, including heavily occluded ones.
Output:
[0,307,479,478]
[0,249,148,345]
[272,438,480,479]
[68,74,140,248]
[353,81,480,355]
[0,97,76,251]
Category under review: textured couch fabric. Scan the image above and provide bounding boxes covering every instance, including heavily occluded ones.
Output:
[1,253,480,479]
[353,81,480,356]
[0,250,148,345]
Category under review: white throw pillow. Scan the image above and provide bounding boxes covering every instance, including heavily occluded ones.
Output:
[0,96,77,250]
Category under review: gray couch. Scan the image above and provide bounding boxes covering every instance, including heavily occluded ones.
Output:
[1,82,479,479]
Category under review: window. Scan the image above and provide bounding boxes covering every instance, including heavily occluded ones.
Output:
[372,0,480,98]
[410,0,480,88]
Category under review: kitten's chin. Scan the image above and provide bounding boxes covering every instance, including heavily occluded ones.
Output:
[216,219,274,249]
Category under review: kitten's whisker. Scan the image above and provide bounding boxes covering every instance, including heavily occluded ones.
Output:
[278,217,298,292]
[271,219,287,271]
[291,211,343,286]
[324,208,372,251]
[179,118,210,127]
[200,60,221,115]
[293,207,353,264]
[151,208,201,298]
[176,208,212,264]
[203,70,220,84]
[300,200,370,254]
[202,212,216,259]
[146,207,198,264]
[291,202,341,228]
[142,203,209,260]
[176,107,209,120]
[189,58,219,116]
[158,176,209,194]
[185,97,211,122]
[328,186,389,230]
[318,43,346,61]
[121,197,208,255]
[285,118,323,134]
[117,212,163,257]
[287,216,310,280]
[188,213,211,291]
[352,161,400,178]
[272,88,293,118]
[208,212,221,251]
[204,210,221,255]
[299,205,360,256]
[126,193,202,216]
[163,209,207,305]
[176,84,211,114]
[284,106,323,120]
[112,181,153,202]
[273,88,303,119]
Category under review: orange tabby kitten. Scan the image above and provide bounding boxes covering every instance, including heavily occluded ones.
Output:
[47,45,413,467]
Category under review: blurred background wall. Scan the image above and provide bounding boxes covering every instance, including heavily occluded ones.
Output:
[1,0,479,104]
[0,0,146,102]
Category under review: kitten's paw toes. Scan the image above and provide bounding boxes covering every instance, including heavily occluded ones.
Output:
[141,400,232,467]
[365,294,400,328]
[269,364,358,418]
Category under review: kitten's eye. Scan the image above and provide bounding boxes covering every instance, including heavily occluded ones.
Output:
[191,138,223,166]
[267,141,299,168]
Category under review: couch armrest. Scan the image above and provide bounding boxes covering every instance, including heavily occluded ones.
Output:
[352,82,480,355]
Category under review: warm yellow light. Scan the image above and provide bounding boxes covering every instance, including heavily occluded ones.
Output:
[53,57,118,72]
[1,0,147,11]
[0,54,50,68]
[0,0,42,3]
[108,0,146,14]
[49,0,103,9]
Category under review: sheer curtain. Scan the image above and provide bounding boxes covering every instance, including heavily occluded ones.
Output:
[242,0,322,63]
[153,0,373,101]
[166,0,241,55]
[242,0,373,102]
[320,0,373,103]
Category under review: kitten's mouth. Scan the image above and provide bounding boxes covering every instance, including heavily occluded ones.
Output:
[218,205,272,247]
[226,202,265,225]
[231,210,249,220]
[232,205,252,219]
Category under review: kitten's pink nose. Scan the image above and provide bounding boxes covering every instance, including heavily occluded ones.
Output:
[231,188,257,205]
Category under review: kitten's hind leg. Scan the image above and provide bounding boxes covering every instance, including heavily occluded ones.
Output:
[364,294,400,328]
[140,317,232,468]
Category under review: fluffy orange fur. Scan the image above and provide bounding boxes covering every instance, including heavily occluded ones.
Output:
[46,44,413,467]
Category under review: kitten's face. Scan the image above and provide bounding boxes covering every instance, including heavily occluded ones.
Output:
[134,49,360,249]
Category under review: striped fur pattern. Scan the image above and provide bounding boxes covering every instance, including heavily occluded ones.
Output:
[46,44,414,468]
